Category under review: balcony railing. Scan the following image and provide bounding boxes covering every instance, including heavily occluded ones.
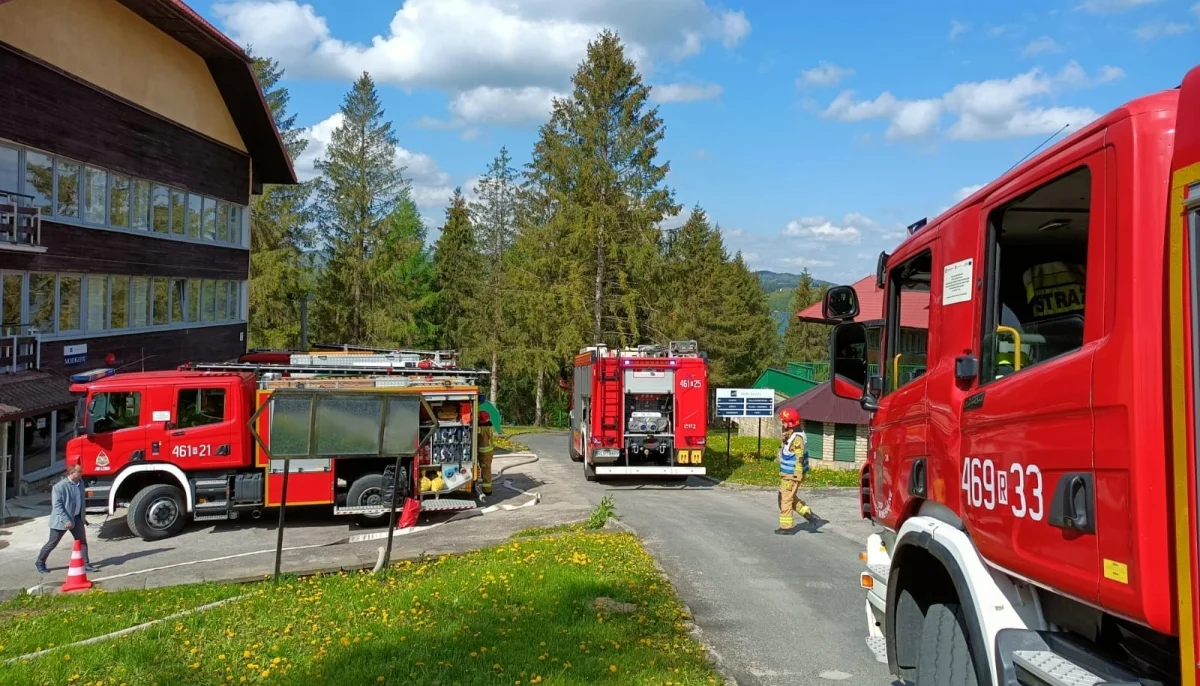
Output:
[0,190,45,253]
[0,334,40,374]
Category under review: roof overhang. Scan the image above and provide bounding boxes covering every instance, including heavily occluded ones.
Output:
[114,0,297,187]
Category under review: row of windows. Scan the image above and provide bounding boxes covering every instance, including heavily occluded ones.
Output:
[92,388,227,435]
[0,271,245,337]
[0,140,247,246]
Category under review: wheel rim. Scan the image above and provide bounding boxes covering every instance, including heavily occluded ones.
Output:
[146,496,179,531]
[359,486,386,517]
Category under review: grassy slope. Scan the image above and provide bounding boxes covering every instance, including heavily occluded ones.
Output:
[1,533,722,686]
[701,432,859,488]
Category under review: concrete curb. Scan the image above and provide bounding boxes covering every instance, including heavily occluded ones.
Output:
[600,515,743,686]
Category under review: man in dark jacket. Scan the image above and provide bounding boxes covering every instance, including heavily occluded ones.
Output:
[35,464,98,574]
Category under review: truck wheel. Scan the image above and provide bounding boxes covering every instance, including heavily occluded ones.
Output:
[348,474,390,527]
[916,602,979,686]
[568,434,583,462]
[128,484,187,542]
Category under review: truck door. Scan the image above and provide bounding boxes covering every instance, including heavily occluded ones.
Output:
[1167,64,1200,686]
[164,381,240,470]
[871,247,933,530]
[82,387,146,476]
[959,154,1105,605]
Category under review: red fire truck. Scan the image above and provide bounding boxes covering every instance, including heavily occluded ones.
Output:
[824,65,1200,684]
[569,340,708,480]
[67,350,486,541]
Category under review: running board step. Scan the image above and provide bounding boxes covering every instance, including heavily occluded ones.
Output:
[420,498,476,512]
[1013,651,1104,686]
[864,636,887,664]
[193,513,233,522]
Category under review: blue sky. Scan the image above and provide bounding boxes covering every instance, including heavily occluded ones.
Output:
[201,0,1200,283]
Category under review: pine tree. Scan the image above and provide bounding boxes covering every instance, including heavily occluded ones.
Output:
[369,191,436,346]
[432,188,482,352]
[311,72,406,345]
[526,30,679,347]
[246,52,313,349]
[472,147,519,401]
[651,205,728,345]
[711,253,777,388]
[779,271,830,363]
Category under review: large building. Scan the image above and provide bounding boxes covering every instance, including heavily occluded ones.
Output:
[0,0,295,500]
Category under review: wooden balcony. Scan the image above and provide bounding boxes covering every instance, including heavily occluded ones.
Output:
[0,190,46,254]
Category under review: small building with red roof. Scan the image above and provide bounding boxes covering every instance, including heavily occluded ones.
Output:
[740,273,932,468]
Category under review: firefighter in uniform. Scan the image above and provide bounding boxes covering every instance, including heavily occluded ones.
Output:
[775,408,826,535]
[477,410,495,496]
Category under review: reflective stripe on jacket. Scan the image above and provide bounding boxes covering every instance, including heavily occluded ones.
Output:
[478,426,494,454]
[1023,261,1085,319]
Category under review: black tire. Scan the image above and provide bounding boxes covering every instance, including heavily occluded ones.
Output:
[568,433,583,462]
[347,473,390,527]
[916,602,979,686]
[128,484,187,542]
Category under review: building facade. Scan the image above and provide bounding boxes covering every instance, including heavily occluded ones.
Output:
[0,0,294,500]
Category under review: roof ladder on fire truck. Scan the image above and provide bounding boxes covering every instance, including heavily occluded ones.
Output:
[599,357,622,434]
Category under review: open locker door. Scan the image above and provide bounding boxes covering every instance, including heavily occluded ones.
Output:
[1168,63,1200,686]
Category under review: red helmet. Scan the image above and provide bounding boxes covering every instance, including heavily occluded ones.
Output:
[779,408,800,428]
[478,410,491,424]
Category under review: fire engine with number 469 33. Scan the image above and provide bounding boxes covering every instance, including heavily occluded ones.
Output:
[824,63,1200,685]
[64,349,489,542]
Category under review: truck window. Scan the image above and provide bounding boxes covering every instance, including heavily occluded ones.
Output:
[981,166,1091,381]
[177,388,226,429]
[881,250,931,394]
[90,391,141,434]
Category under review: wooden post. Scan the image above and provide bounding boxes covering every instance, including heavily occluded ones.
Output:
[273,457,290,581]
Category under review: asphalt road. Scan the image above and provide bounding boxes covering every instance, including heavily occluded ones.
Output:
[524,432,892,686]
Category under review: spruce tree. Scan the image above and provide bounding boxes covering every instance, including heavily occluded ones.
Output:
[311,72,405,345]
[432,188,482,353]
[247,53,313,349]
[780,271,830,363]
[369,192,435,346]
[472,147,519,401]
[526,30,679,347]
[712,253,778,387]
[652,205,728,346]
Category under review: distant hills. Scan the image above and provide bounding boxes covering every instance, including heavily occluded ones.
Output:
[755,271,833,335]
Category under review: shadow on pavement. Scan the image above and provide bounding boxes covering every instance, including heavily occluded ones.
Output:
[96,547,173,568]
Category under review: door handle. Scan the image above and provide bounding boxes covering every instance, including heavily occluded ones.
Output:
[217,444,230,456]
[1049,472,1095,535]
[171,430,185,437]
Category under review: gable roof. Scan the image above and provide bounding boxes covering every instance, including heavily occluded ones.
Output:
[114,0,297,187]
[796,274,929,330]
[777,381,869,426]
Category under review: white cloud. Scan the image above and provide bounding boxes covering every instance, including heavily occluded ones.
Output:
[450,86,562,126]
[782,215,864,244]
[650,82,723,103]
[214,0,747,91]
[1194,1,1200,19]
[1021,36,1062,57]
[781,256,837,269]
[295,112,460,213]
[948,20,970,40]
[954,184,985,202]
[1076,0,1160,13]
[1097,65,1127,83]
[1133,20,1190,39]
[822,63,1111,141]
[797,61,855,87]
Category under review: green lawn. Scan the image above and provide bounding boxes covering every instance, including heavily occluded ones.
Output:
[1,532,723,685]
[702,431,860,488]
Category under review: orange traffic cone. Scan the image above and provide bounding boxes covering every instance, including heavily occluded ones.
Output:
[60,539,93,593]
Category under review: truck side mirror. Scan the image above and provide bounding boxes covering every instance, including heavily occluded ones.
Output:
[823,285,860,321]
[830,322,871,403]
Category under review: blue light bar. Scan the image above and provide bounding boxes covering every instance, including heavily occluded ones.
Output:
[70,368,116,383]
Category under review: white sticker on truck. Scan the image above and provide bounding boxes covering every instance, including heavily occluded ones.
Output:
[943,258,974,305]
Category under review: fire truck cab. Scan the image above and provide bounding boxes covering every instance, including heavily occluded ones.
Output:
[824,65,1200,684]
